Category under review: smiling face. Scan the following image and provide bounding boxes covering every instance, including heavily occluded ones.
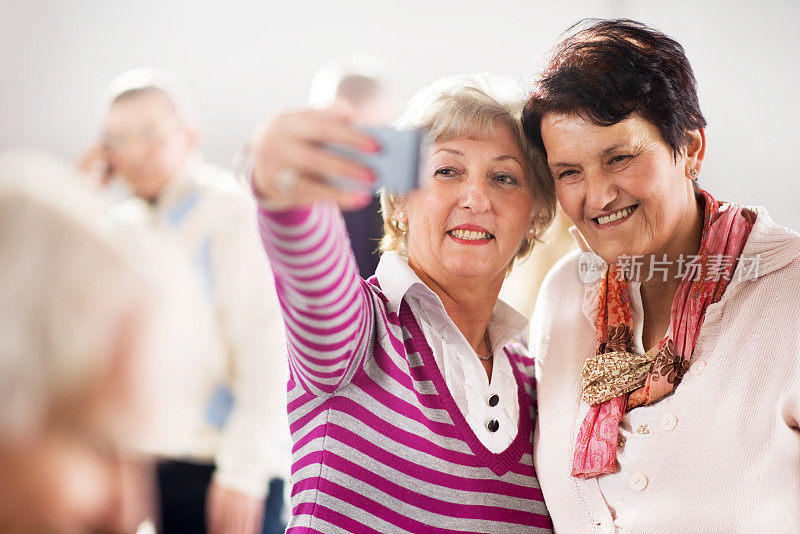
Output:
[540,113,703,265]
[401,122,535,291]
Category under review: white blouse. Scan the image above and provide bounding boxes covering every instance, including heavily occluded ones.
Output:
[375,251,525,453]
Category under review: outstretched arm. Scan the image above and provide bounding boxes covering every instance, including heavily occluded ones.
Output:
[258,202,375,395]
[249,107,380,396]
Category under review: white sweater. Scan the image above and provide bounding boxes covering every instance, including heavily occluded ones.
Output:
[531,208,800,533]
[108,159,290,497]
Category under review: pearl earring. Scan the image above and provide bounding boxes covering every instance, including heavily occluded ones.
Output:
[394,211,408,234]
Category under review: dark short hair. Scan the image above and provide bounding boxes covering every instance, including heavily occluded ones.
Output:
[522,19,706,161]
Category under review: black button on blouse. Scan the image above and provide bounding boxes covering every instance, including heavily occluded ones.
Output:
[487,419,499,433]
[488,394,499,407]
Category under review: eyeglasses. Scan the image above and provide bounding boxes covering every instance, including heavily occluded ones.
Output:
[103,118,180,151]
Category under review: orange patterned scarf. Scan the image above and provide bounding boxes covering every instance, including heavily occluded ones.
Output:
[572,190,756,478]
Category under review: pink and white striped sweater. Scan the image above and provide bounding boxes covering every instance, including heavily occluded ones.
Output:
[258,202,551,533]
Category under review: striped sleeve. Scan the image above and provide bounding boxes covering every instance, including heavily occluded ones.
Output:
[257,201,374,396]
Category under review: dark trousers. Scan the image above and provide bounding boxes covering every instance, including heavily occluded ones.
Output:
[156,460,286,534]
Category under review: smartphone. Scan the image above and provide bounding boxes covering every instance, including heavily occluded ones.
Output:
[324,126,428,193]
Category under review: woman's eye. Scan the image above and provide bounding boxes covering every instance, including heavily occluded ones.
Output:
[556,169,578,180]
[495,173,519,185]
[434,167,457,177]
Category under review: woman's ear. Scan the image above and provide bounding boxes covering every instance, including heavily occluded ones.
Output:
[684,128,706,177]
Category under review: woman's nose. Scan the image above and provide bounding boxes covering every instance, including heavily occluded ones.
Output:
[460,178,491,213]
[584,171,618,212]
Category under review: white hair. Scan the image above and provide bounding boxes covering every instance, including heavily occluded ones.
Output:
[394,72,528,134]
[0,151,199,446]
[98,67,197,124]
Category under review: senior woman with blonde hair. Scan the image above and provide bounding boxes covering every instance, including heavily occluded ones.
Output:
[526,19,800,532]
[246,74,555,532]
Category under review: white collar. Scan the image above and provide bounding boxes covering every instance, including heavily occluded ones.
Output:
[737,206,800,278]
[375,251,529,351]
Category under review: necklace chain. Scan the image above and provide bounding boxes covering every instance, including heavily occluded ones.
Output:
[477,330,493,361]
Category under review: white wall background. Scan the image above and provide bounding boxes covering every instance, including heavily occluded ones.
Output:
[1,0,798,228]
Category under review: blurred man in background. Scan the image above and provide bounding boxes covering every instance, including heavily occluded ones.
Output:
[307,55,400,278]
[81,69,289,534]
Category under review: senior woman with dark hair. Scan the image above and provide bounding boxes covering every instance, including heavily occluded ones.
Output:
[247,74,555,532]
[524,19,800,532]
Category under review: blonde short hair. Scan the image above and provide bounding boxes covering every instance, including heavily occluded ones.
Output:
[379,73,556,268]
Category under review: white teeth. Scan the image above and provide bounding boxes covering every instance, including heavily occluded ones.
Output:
[597,206,635,225]
[450,229,491,240]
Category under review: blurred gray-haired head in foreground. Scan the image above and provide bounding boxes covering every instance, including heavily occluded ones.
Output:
[0,151,196,532]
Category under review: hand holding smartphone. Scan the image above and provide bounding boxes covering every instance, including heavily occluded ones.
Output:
[324,127,427,193]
